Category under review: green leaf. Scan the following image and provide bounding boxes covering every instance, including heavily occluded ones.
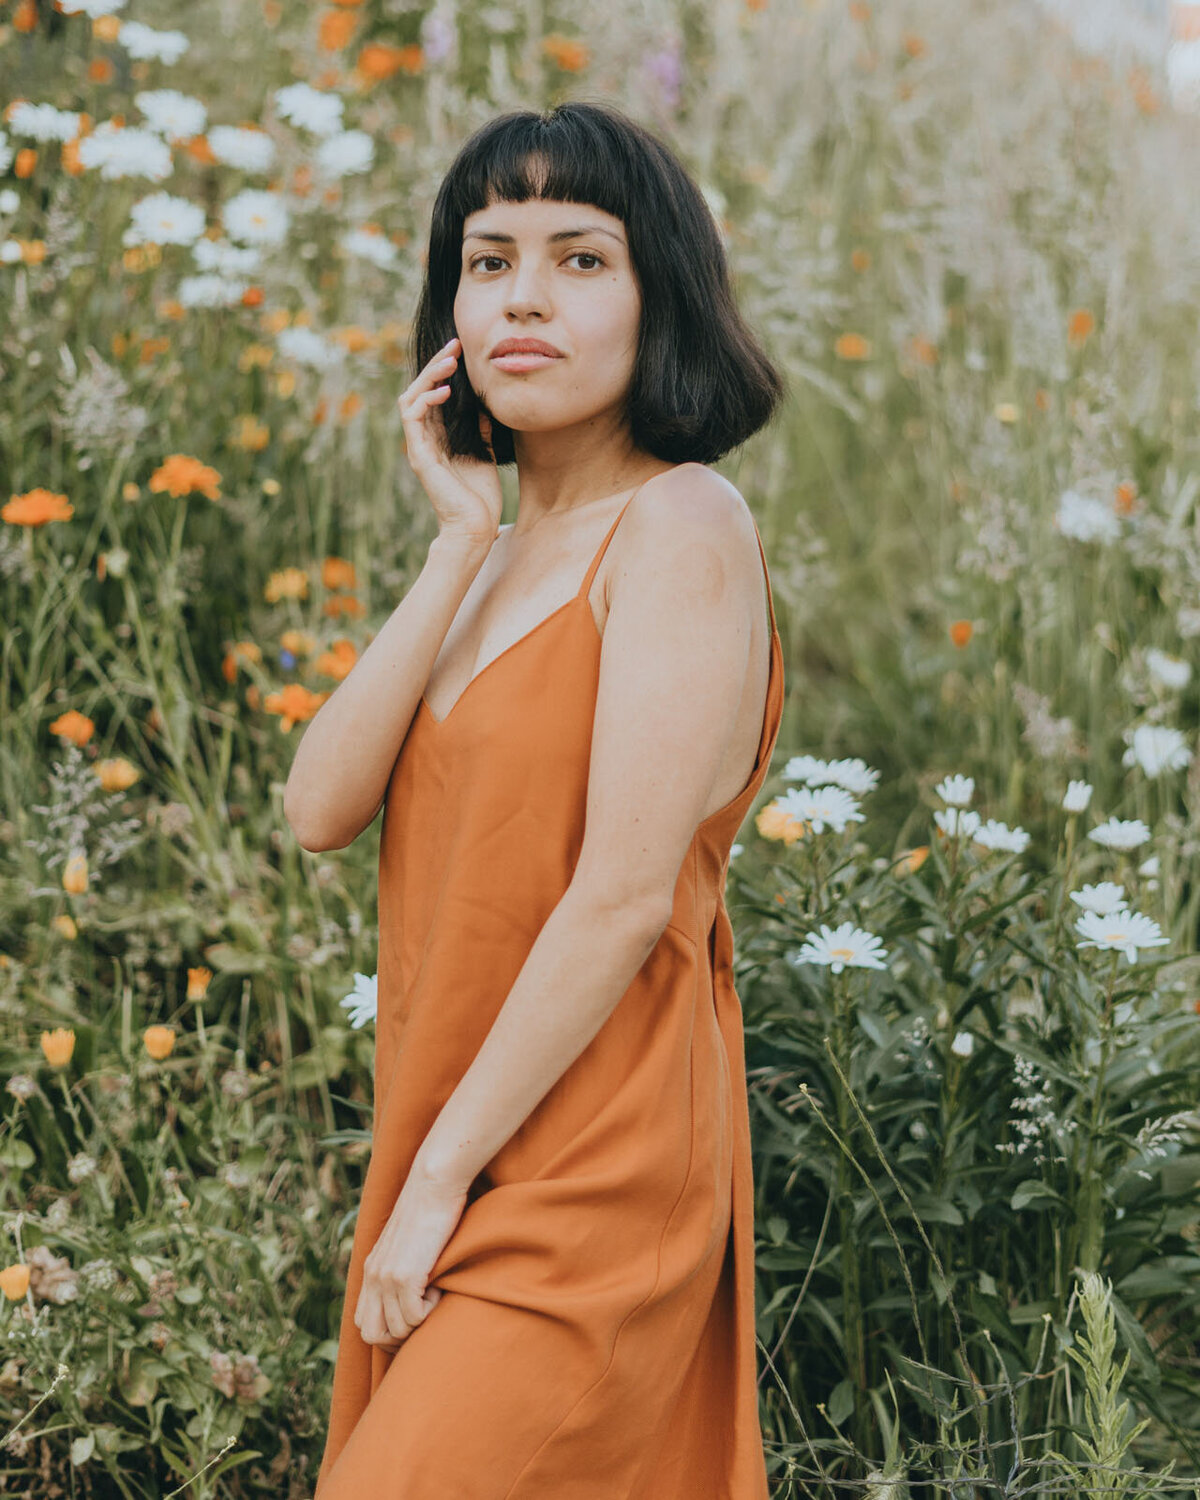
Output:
[827,1378,855,1427]
[1011,1181,1064,1211]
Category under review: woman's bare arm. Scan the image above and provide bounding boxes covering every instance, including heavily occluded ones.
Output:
[282,532,489,852]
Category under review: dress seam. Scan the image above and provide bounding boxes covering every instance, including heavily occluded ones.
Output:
[499,1005,699,1500]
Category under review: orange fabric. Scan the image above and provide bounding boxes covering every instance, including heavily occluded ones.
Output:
[315,483,785,1498]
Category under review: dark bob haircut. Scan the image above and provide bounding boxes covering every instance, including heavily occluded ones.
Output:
[408,100,788,468]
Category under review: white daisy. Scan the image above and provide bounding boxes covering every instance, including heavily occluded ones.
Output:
[1,241,24,264]
[177,274,249,308]
[341,226,399,268]
[222,188,289,246]
[135,89,207,142]
[339,971,378,1028]
[933,807,981,839]
[0,188,18,215]
[782,754,878,796]
[1070,882,1128,916]
[123,191,206,247]
[1074,908,1170,964]
[1138,855,1160,877]
[275,326,346,369]
[791,921,889,975]
[8,103,83,143]
[77,123,173,182]
[1054,488,1121,544]
[207,125,277,173]
[117,21,190,64]
[1088,816,1151,851]
[274,82,345,137]
[1121,724,1192,778]
[315,129,374,178]
[1144,648,1191,691]
[0,136,11,178]
[58,0,124,15]
[192,237,261,275]
[1062,780,1093,813]
[935,774,974,807]
[776,784,865,835]
[971,818,1031,854]
[950,1031,974,1058]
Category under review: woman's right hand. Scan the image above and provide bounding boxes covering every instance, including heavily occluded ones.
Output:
[398,336,503,550]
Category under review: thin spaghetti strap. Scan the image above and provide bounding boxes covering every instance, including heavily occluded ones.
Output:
[750,517,778,635]
[576,480,651,600]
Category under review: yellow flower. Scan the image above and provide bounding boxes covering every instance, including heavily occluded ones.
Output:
[186,967,212,1001]
[149,454,222,500]
[62,851,88,895]
[40,1028,76,1068]
[143,1025,176,1061]
[94,757,141,792]
[894,845,929,875]
[265,567,309,603]
[994,402,1019,423]
[51,914,78,940]
[0,1264,31,1300]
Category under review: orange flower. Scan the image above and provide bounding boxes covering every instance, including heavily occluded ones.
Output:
[542,34,589,71]
[907,335,938,366]
[0,1264,31,1300]
[15,148,37,178]
[1067,308,1094,347]
[754,800,810,845]
[338,392,363,423]
[50,709,94,745]
[94,758,140,791]
[1034,388,1051,412]
[949,619,973,648]
[264,683,330,731]
[849,1,871,20]
[92,14,120,41]
[62,137,85,175]
[333,325,372,353]
[322,556,358,591]
[1115,481,1138,515]
[143,1025,176,1061]
[40,1028,76,1068]
[158,299,185,321]
[850,247,871,272]
[222,640,263,682]
[62,851,89,895]
[241,285,264,308]
[281,629,317,656]
[902,32,926,56]
[355,42,424,82]
[315,637,359,680]
[894,845,929,875]
[13,0,37,32]
[313,397,329,426]
[238,343,274,371]
[184,134,218,166]
[318,7,357,49]
[149,454,222,500]
[88,57,114,83]
[323,594,366,619]
[230,415,270,451]
[139,336,170,364]
[187,967,212,1001]
[265,567,309,603]
[834,332,871,360]
[3,488,73,526]
[51,914,78,939]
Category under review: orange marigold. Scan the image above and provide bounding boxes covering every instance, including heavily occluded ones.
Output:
[318,8,357,49]
[264,683,330,731]
[3,488,73,526]
[834,332,871,360]
[40,1028,76,1068]
[187,967,212,1001]
[315,637,359,680]
[542,34,589,71]
[149,454,222,499]
[50,710,95,745]
[949,619,973,648]
[322,556,358,591]
[356,42,424,81]
[324,594,366,619]
[1067,308,1094,346]
[143,1025,176,1060]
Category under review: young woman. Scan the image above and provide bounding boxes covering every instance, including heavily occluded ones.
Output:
[291,99,787,1498]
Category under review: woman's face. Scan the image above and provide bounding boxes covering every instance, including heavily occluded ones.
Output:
[453,197,642,442]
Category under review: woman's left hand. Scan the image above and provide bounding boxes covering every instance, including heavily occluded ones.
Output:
[355,1158,468,1350]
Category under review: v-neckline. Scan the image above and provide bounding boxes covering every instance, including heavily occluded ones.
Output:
[419,594,599,728]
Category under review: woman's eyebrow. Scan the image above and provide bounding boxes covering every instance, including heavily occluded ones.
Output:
[463,226,625,245]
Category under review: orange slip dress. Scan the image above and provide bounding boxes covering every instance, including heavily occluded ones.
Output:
[315,481,785,1499]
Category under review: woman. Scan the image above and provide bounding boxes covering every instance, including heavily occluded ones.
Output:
[290,99,788,1498]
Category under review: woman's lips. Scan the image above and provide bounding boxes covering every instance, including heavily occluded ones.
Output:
[490,352,563,371]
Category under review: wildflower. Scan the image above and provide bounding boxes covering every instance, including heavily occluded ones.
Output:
[186,967,212,1000]
[134,89,207,142]
[1144,648,1191,691]
[1070,882,1128,916]
[220,1067,253,1100]
[201,125,274,173]
[222,188,289,246]
[994,402,1019,422]
[933,807,981,838]
[755,800,804,843]
[94,758,140,791]
[950,1031,975,1058]
[315,129,374,177]
[323,594,366,619]
[321,556,358,591]
[67,1152,97,1184]
[62,851,89,894]
[935,774,974,807]
[119,191,204,251]
[315,638,358,679]
[356,42,425,82]
[340,971,378,1028]
[230,415,270,451]
[1075,907,1169,964]
[791,921,889,975]
[143,1025,176,1060]
[6,1074,36,1101]
[1121,724,1192,778]
[116,21,190,63]
[1138,855,1160,877]
[1062,780,1093,813]
[275,325,346,369]
[319,8,358,49]
[194,237,260,275]
[949,619,972,647]
[3,488,73,526]
[7,103,83,142]
[0,1264,31,1300]
[265,567,309,602]
[149,454,221,499]
[77,122,172,181]
[341,225,399,267]
[274,82,344,136]
[894,845,928,874]
[178,274,248,308]
[1055,488,1121,544]
[972,818,1031,853]
[1067,308,1094,346]
[264,683,329,732]
[783,755,879,796]
[542,34,589,71]
[39,1032,76,1068]
[51,914,78,939]
[50,709,94,744]
[26,1243,79,1305]
[775,784,865,835]
[1088,817,1151,851]
[835,332,871,360]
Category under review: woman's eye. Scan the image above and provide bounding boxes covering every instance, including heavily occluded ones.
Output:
[468,252,605,272]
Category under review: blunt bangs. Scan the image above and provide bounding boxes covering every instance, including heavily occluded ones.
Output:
[409,100,788,468]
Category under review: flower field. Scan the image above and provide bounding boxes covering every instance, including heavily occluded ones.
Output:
[2,0,1199,1495]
